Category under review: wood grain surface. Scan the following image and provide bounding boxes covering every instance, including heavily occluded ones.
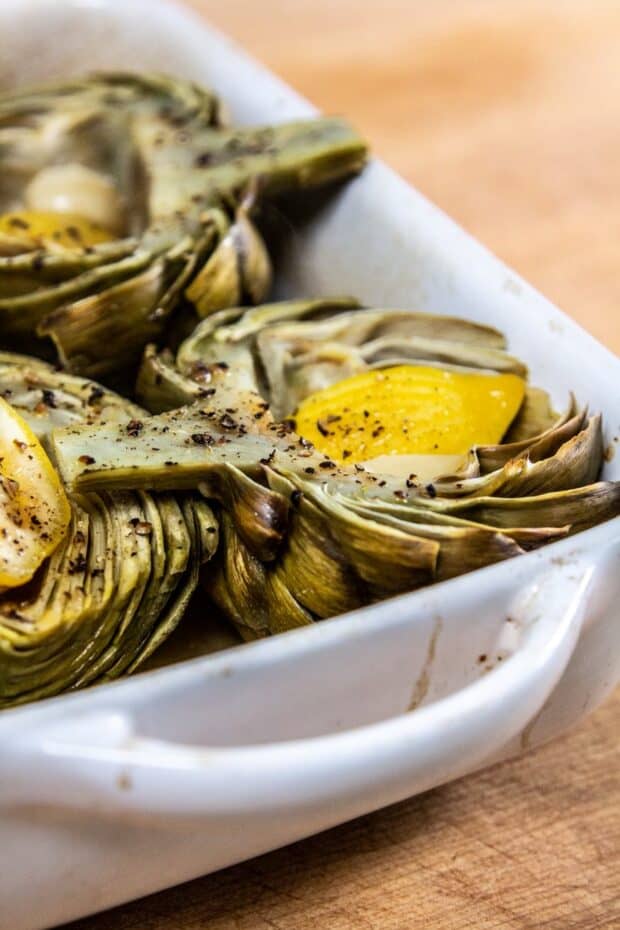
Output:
[67,1,619,928]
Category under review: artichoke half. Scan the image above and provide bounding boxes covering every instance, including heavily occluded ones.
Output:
[0,73,367,379]
[52,299,620,641]
[0,352,217,706]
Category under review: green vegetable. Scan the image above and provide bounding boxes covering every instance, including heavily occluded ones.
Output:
[0,352,216,706]
[0,73,367,379]
[51,298,620,640]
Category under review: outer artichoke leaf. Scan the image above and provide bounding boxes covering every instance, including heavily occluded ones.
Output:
[276,494,374,617]
[497,414,603,496]
[127,496,218,670]
[0,493,131,703]
[214,297,363,341]
[145,117,368,217]
[184,202,272,317]
[286,478,439,596]
[204,510,313,641]
[504,385,560,442]
[0,71,220,134]
[0,351,143,441]
[345,494,570,548]
[38,241,193,377]
[419,482,620,535]
[185,228,242,319]
[0,250,152,345]
[348,504,525,581]
[70,490,156,688]
[0,238,138,296]
[476,396,577,473]
[199,464,289,563]
[88,492,190,682]
[136,344,208,413]
[430,415,603,499]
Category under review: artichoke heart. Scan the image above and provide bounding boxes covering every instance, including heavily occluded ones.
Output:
[0,72,367,379]
[51,298,619,643]
[0,352,217,707]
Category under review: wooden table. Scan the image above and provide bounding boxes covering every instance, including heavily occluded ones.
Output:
[68,2,620,927]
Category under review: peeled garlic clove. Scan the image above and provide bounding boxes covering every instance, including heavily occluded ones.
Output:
[24,163,126,235]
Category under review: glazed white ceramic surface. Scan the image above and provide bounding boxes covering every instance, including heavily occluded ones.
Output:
[0,2,618,928]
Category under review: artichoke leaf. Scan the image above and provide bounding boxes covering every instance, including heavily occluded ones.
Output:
[136,344,208,413]
[38,238,197,378]
[0,249,153,343]
[414,482,620,535]
[505,385,561,442]
[476,395,577,473]
[269,470,439,600]
[297,480,519,583]
[0,351,143,441]
[204,509,313,641]
[185,200,272,317]
[145,117,367,218]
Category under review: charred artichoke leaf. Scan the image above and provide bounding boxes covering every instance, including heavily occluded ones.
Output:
[205,509,314,641]
[0,351,216,706]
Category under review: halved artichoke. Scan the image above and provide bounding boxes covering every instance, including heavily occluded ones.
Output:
[0,352,217,706]
[52,299,620,641]
[0,73,367,379]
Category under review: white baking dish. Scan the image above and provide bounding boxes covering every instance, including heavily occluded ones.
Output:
[0,2,619,928]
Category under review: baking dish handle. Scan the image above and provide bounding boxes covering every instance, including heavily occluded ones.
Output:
[2,556,599,820]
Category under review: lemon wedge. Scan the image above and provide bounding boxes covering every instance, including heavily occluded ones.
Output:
[0,397,71,591]
[293,365,525,465]
[0,210,115,253]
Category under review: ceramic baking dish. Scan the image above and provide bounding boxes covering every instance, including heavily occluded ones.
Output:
[0,1,619,928]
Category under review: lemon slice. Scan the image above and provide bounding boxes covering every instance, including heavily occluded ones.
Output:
[293,365,526,464]
[0,210,114,254]
[0,397,71,591]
